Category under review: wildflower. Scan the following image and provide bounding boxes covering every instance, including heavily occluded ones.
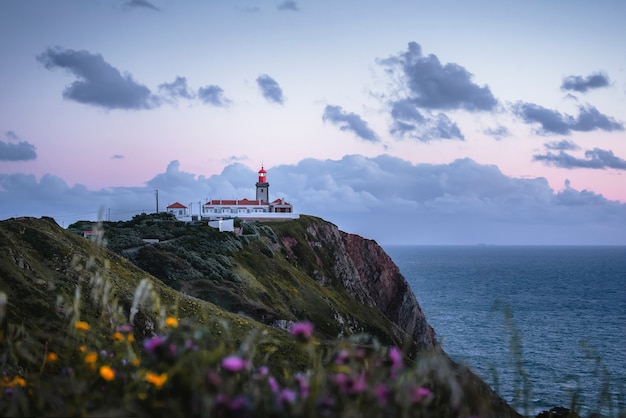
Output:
[78,345,87,353]
[143,335,166,352]
[165,316,178,328]
[46,352,58,363]
[3,376,26,388]
[373,384,390,406]
[131,358,140,367]
[295,373,310,398]
[412,386,432,403]
[84,351,98,365]
[99,365,115,381]
[112,332,124,342]
[75,321,90,331]
[279,388,297,405]
[221,355,248,372]
[289,321,314,341]
[389,346,403,377]
[268,376,279,393]
[116,324,133,333]
[127,333,135,343]
[335,349,349,364]
[145,372,168,389]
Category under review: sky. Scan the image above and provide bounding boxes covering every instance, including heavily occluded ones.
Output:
[1,0,625,245]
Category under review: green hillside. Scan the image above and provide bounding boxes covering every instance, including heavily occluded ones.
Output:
[0,215,520,417]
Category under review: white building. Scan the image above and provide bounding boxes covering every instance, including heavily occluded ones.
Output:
[166,166,298,222]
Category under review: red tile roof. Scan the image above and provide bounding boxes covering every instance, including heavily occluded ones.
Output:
[167,202,187,209]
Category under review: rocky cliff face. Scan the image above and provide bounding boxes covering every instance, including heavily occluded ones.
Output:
[285,217,436,350]
[340,231,437,350]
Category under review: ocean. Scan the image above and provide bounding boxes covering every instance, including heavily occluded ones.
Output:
[384,245,626,417]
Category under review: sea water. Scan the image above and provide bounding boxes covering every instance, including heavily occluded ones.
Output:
[384,245,626,416]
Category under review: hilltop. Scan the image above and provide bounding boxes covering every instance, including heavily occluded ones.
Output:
[0,214,518,417]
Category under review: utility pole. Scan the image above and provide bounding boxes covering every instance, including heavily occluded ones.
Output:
[155,190,159,213]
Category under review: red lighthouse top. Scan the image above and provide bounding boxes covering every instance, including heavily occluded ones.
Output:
[258,166,267,183]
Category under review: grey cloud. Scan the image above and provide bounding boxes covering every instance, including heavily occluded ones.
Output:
[112,154,125,159]
[379,42,497,111]
[158,76,195,100]
[256,74,284,104]
[389,101,463,142]
[37,47,158,110]
[6,131,19,140]
[2,156,625,244]
[277,0,299,11]
[513,102,623,135]
[544,139,579,151]
[561,72,609,93]
[124,0,160,11]
[484,125,510,140]
[322,105,380,142]
[198,85,232,107]
[533,148,626,170]
[0,140,37,161]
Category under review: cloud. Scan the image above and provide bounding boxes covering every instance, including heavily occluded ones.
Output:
[277,0,299,11]
[124,0,160,11]
[111,154,125,159]
[37,47,159,110]
[543,139,579,151]
[198,85,232,106]
[158,76,195,100]
[484,125,510,140]
[379,42,497,111]
[3,155,625,244]
[533,148,626,170]
[388,100,463,142]
[0,141,37,161]
[256,74,284,104]
[561,72,610,93]
[322,105,380,142]
[513,102,624,135]
[0,131,37,161]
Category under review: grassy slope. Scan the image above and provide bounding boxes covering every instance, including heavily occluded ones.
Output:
[0,217,300,372]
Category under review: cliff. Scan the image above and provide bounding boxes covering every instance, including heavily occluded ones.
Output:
[0,214,520,417]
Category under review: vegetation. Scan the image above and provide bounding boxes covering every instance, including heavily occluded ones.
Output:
[0,215,622,417]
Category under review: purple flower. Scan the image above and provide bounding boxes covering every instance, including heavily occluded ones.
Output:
[295,373,310,398]
[290,321,314,341]
[335,349,349,364]
[279,388,297,405]
[373,384,390,406]
[268,376,279,393]
[221,355,248,372]
[412,386,432,403]
[143,335,166,352]
[389,346,403,377]
[116,324,133,333]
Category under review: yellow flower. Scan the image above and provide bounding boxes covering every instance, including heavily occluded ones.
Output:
[75,321,90,331]
[84,351,98,365]
[127,334,135,343]
[131,358,140,367]
[78,345,87,353]
[3,376,26,388]
[99,365,115,381]
[145,372,168,389]
[165,317,178,328]
[46,352,58,363]
[112,332,124,342]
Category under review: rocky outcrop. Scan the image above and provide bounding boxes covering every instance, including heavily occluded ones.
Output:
[341,231,436,350]
[286,217,436,350]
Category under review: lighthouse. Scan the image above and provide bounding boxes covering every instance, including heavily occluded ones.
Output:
[255,166,269,203]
